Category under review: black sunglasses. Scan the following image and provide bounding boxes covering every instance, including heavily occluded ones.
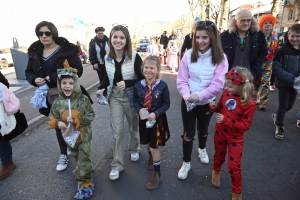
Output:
[38,31,52,37]
[112,23,128,29]
[196,21,215,28]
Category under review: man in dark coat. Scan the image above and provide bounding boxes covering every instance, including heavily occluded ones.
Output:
[159,31,169,64]
[220,10,267,80]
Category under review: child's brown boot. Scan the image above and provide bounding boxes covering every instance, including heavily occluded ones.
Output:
[211,170,221,187]
[146,171,162,190]
[0,162,16,180]
[232,192,242,200]
[147,155,154,170]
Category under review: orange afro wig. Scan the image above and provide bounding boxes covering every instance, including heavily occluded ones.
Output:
[258,14,277,30]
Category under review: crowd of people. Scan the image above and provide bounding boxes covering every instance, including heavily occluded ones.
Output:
[0,8,299,200]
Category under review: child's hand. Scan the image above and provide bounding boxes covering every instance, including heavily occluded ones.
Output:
[96,89,105,98]
[139,108,149,118]
[187,93,199,102]
[216,113,224,123]
[209,101,217,110]
[67,116,73,123]
[117,81,126,90]
[147,112,156,122]
[58,121,67,131]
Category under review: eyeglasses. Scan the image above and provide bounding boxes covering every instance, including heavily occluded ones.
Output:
[112,23,128,29]
[239,19,252,24]
[196,21,215,28]
[38,31,52,37]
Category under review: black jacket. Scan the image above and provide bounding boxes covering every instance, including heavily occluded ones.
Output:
[26,37,83,88]
[160,35,169,49]
[88,36,108,72]
[25,37,92,116]
[181,33,193,58]
[272,41,300,88]
[220,30,268,78]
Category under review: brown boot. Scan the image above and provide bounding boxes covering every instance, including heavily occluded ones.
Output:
[211,170,221,187]
[0,162,16,180]
[147,155,154,170]
[232,192,242,200]
[146,171,162,190]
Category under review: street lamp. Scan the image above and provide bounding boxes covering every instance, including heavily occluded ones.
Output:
[257,1,262,20]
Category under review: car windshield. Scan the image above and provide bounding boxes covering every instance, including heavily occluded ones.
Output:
[139,39,150,43]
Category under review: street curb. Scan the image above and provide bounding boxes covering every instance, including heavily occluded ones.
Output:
[23,80,100,134]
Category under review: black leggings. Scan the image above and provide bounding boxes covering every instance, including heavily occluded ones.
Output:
[181,99,213,162]
[55,128,67,155]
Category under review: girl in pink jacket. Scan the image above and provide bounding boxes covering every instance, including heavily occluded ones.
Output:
[176,21,228,180]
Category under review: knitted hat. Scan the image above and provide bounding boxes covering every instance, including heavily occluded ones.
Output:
[258,14,277,30]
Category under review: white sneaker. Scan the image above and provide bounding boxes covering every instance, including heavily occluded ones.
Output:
[178,162,191,180]
[198,148,209,164]
[131,153,139,161]
[56,154,69,171]
[109,169,119,180]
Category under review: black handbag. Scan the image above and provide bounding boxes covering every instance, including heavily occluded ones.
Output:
[0,111,28,142]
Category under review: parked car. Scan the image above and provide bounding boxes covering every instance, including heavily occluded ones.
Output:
[0,49,13,69]
[136,39,150,52]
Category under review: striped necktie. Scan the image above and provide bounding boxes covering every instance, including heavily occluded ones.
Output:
[143,80,157,110]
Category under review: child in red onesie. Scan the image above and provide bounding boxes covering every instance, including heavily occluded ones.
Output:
[209,67,256,200]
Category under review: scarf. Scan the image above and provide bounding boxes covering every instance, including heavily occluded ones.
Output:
[143,79,157,110]
[94,35,108,60]
[236,30,250,51]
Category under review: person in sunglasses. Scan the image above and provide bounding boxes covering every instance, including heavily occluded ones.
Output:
[220,10,267,80]
[177,21,228,180]
[96,24,144,181]
[25,21,92,172]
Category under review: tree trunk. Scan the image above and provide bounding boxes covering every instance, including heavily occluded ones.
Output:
[220,0,229,29]
[270,0,280,17]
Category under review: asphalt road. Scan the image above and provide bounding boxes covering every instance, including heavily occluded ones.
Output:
[1,65,300,200]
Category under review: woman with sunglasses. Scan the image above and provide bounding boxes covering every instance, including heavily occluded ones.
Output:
[96,24,144,180]
[177,21,228,180]
[25,21,92,172]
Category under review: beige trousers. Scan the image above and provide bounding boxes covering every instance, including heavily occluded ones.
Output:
[110,86,140,171]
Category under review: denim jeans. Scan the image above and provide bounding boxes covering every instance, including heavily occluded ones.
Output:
[276,87,297,126]
[0,141,12,165]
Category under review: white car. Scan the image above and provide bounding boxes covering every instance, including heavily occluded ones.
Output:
[0,51,13,69]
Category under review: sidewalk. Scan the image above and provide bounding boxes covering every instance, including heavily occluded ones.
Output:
[2,64,99,132]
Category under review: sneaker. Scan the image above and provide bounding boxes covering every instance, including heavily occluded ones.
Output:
[297,120,300,128]
[178,162,191,180]
[275,126,285,140]
[259,104,266,110]
[271,113,277,126]
[56,154,69,171]
[270,85,275,92]
[198,148,209,164]
[109,169,119,180]
[131,153,139,162]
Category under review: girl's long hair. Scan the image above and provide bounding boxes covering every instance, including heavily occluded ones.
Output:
[225,67,255,105]
[107,25,132,59]
[191,21,224,65]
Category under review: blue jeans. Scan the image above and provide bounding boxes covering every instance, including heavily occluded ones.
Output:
[0,141,12,165]
[276,87,297,127]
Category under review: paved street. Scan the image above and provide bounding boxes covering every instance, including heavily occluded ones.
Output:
[0,65,300,200]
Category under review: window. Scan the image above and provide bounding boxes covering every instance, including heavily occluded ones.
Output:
[288,9,294,20]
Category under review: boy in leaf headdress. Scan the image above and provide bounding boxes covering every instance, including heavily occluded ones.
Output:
[46,60,95,199]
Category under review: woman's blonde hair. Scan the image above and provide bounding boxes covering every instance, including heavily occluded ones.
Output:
[225,67,255,105]
[142,55,161,79]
